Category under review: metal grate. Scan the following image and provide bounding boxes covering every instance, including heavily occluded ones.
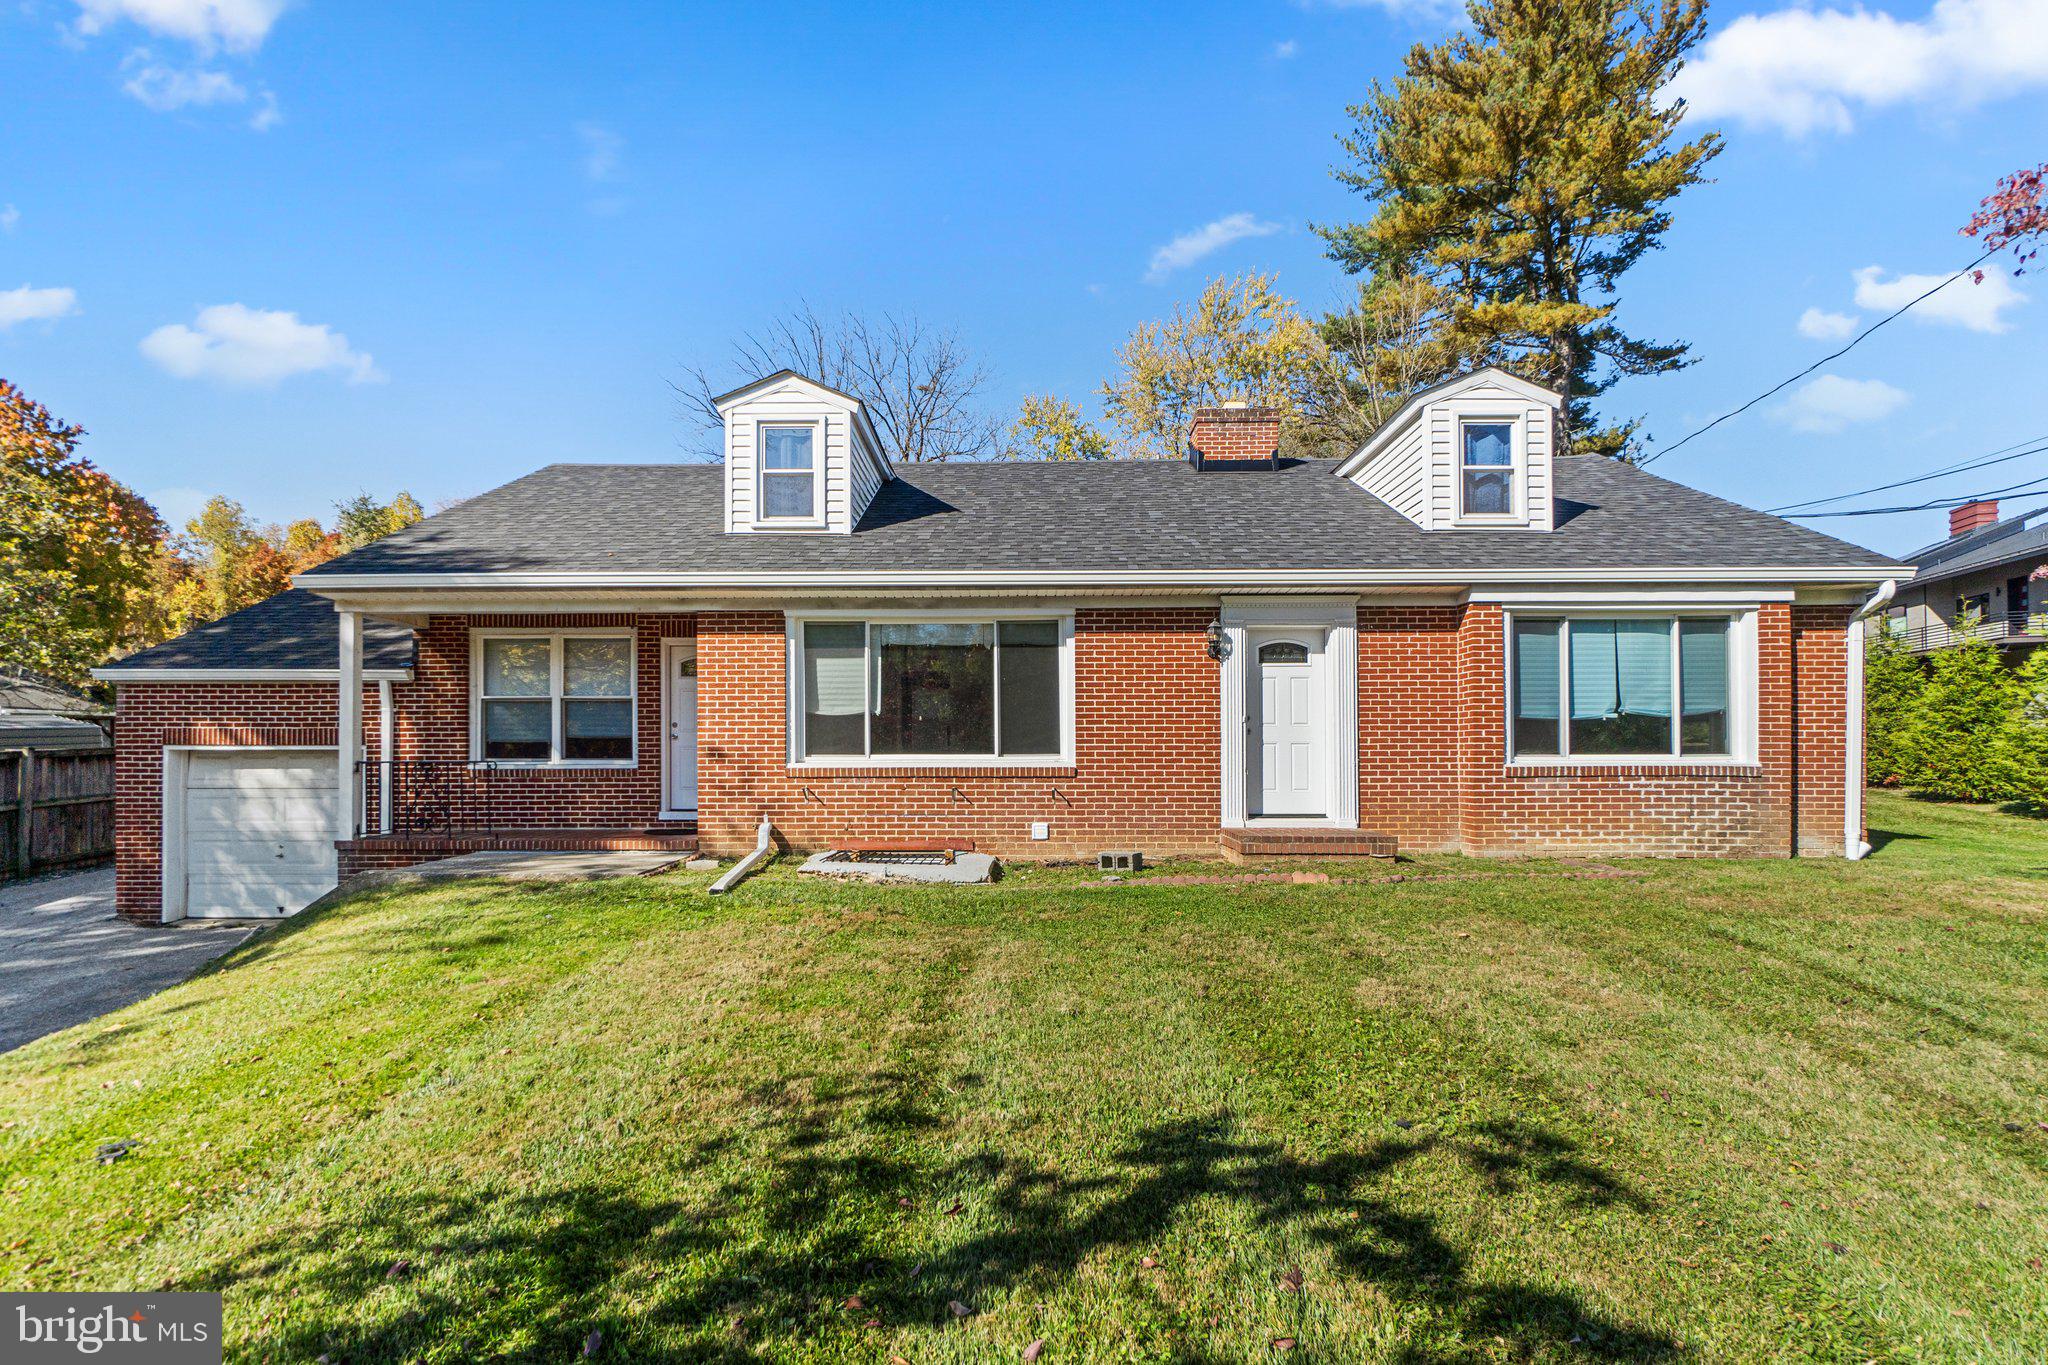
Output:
[819,849,955,866]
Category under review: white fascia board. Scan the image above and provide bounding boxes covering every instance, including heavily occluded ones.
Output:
[297,565,1908,592]
[91,663,415,679]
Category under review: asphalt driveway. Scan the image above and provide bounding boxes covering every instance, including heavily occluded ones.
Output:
[0,867,255,1053]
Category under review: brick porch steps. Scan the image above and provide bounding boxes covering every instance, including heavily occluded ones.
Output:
[1219,827,1397,863]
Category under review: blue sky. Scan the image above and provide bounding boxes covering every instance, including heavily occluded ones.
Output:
[2,0,2043,557]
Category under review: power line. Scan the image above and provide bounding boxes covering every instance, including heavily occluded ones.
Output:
[1787,473,2048,518]
[1638,248,1998,468]
[1767,435,2048,513]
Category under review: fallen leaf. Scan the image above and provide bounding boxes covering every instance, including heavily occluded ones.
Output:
[1822,1242,1848,1256]
[843,1296,865,1311]
[944,1201,964,1217]
[949,1299,974,1319]
[385,1258,411,1280]
[1279,1266,1304,1293]
[1271,1337,1297,1352]
[1023,1340,1045,1362]
[865,1318,881,1328]
[582,1328,602,1358]
[1139,1256,1158,1269]
[898,1197,914,1209]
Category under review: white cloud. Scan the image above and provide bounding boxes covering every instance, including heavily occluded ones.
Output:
[0,285,79,329]
[1797,307,1858,339]
[1145,212,1283,283]
[247,87,280,131]
[0,205,17,234]
[73,0,288,55]
[1771,374,1909,433]
[1669,0,2048,136]
[1852,264,2026,332]
[577,122,623,183]
[120,51,245,109]
[140,303,383,386]
[1273,39,1299,59]
[1307,0,1461,14]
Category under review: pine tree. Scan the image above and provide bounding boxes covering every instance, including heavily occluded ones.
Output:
[1900,633,2015,802]
[1318,0,1721,456]
[1863,627,1924,787]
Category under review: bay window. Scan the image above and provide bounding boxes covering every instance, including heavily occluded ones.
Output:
[795,616,1068,762]
[476,633,634,764]
[1509,615,1736,761]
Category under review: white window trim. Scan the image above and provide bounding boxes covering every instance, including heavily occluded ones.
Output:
[1500,607,1759,768]
[751,419,828,531]
[1455,412,1525,525]
[470,628,638,768]
[783,608,1076,769]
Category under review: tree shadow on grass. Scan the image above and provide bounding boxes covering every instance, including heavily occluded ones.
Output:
[186,1078,1677,1362]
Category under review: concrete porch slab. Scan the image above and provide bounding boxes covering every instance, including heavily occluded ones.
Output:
[797,850,999,885]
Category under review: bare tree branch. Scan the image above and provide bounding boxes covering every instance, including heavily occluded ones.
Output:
[673,306,1000,462]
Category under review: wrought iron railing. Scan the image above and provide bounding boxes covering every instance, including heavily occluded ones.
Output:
[354,759,501,837]
[1877,610,2048,653]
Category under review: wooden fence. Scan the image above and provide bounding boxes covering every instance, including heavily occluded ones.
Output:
[0,749,115,882]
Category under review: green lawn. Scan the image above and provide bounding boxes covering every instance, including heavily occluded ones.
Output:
[2,792,2044,1363]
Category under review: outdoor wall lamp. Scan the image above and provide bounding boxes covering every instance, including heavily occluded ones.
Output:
[1205,619,1229,661]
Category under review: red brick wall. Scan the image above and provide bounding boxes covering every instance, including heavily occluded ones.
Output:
[694,607,1222,860]
[392,613,694,830]
[112,595,1859,922]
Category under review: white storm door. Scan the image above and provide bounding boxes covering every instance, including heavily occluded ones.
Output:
[666,644,698,815]
[1254,636,1322,818]
[182,750,338,918]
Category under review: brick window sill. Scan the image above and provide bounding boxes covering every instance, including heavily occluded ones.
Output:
[785,764,1077,780]
[1503,762,1763,780]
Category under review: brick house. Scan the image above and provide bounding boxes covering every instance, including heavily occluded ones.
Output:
[95,368,1907,924]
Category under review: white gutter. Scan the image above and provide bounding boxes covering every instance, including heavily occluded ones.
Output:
[90,667,415,683]
[1843,578,1899,861]
[708,818,775,895]
[297,565,1910,592]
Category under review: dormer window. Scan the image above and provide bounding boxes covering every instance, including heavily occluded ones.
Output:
[1460,421,1515,518]
[760,425,819,522]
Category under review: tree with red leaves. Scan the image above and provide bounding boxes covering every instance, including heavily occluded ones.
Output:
[1963,163,2046,281]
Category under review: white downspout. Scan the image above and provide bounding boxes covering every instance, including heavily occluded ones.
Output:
[708,817,775,894]
[1844,579,1898,861]
[377,678,394,835]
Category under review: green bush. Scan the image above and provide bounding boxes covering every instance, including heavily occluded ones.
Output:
[1897,631,2017,802]
[1996,648,2048,813]
[1863,628,1924,787]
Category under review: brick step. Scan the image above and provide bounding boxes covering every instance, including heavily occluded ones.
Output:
[1219,827,1397,863]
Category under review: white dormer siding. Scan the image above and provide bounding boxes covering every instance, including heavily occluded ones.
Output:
[716,371,894,535]
[1334,367,1562,532]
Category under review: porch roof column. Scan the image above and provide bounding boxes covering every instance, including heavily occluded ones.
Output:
[338,607,363,842]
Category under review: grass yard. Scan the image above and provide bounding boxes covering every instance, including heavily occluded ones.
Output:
[1,791,2044,1363]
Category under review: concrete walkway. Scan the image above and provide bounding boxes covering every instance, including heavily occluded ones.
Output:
[347,849,690,890]
[0,867,255,1053]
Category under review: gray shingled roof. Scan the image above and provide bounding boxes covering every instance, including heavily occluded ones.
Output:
[98,589,415,674]
[301,456,1900,579]
[1906,506,2048,588]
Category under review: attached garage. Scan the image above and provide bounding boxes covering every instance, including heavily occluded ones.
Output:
[165,749,338,919]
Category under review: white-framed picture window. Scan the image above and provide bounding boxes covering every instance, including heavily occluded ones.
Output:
[474,631,635,765]
[1508,613,1746,762]
[789,613,1072,765]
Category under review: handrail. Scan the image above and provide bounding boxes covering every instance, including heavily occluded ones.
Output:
[353,759,500,838]
[1877,610,2046,653]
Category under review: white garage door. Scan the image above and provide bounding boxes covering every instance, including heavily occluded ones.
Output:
[180,751,338,919]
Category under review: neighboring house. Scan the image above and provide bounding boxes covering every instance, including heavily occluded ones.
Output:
[1888,499,2048,654]
[0,667,112,753]
[94,368,1907,925]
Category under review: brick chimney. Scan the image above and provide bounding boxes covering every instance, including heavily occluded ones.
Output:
[1949,499,1999,537]
[1187,400,1280,469]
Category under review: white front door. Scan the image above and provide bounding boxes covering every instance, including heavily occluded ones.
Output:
[1253,635,1322,818]
[180,750,338,918]
[665,643,698,816]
